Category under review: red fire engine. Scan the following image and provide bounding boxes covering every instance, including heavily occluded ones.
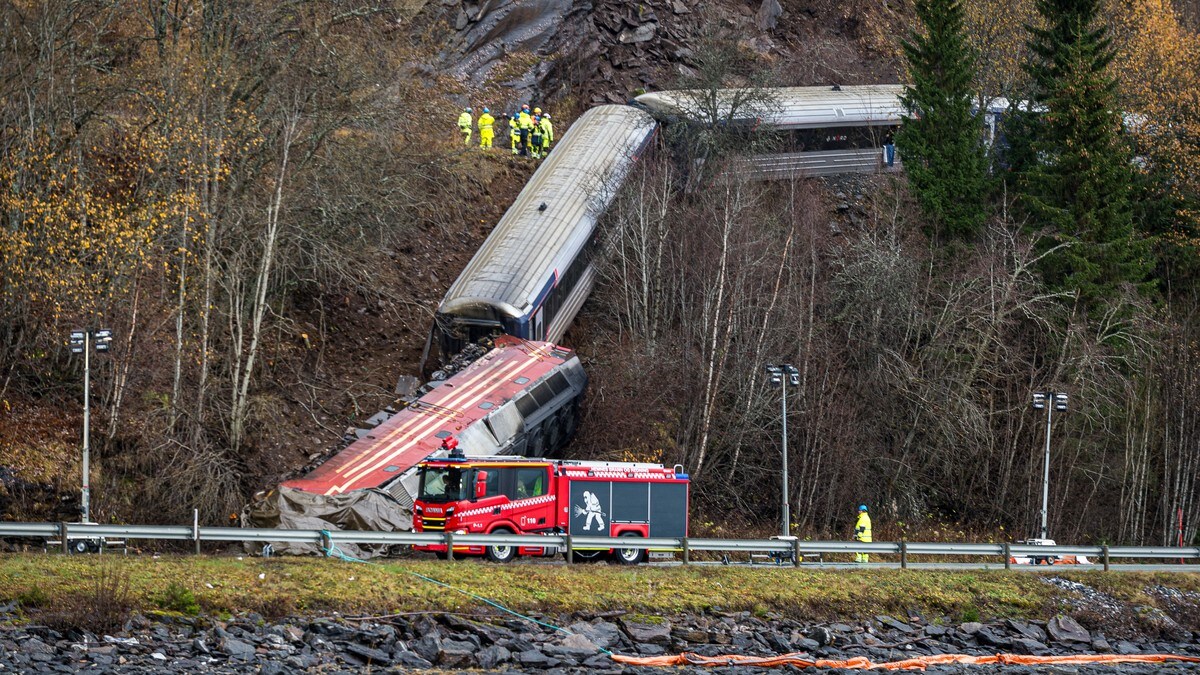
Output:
[413,453,689,564]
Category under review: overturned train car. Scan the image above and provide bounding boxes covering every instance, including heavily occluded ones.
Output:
[245,337,586,555]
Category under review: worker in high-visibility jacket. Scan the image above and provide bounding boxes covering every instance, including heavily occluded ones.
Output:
[457,107,473,145]
[517,105,534,156]
[529,116,544,159]
[477,107,495,149]
[538,113,554,156]
[854,504,872,563]
[509,113,520,155]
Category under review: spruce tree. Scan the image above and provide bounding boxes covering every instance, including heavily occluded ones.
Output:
[897,0,988,240]
[1020,0,1150,302]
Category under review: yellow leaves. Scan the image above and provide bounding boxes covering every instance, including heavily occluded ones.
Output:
[1109,0,1200,229]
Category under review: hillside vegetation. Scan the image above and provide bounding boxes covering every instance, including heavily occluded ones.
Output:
[1,0,1198,550]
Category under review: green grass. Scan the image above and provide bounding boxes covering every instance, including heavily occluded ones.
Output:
[1,555,1196,623]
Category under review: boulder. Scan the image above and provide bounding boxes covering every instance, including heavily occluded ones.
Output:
[220,637,256,661]
[974,627,1011,648]
[516,648,555,667]
[1005,619,1047,642]
[392,650,433,668]
[876,616,915,633]
[618,24,656,44]
[344,643,391,666]
[1047,616,1090,643]
[1011,637,1048,655]
[476,645,511,669]
[566,621,622,650]
[621,617,671,646]
[808,626,835,646]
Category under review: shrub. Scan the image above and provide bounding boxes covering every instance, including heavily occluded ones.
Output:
[17,586,49,609]
[158,582,199,616]
[40,565,135,634]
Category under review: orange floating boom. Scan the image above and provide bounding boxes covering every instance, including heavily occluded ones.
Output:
[611,651,1200,670]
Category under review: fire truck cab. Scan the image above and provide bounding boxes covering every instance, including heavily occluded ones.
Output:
[413,454,688,564]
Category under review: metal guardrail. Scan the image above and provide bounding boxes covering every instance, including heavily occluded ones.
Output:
[3,521,1197,569]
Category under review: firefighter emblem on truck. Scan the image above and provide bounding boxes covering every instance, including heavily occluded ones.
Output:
[573,491,607,530]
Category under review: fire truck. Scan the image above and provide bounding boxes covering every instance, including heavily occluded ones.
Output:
[413,453,689,564]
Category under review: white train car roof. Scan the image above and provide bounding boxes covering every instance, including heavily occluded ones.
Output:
[635,84,907,130]
[440,105,657,319]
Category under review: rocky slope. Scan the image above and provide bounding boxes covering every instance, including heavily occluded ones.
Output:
[429,0,905,110]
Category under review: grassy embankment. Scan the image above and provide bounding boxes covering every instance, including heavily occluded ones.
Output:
[2,555,1198,625]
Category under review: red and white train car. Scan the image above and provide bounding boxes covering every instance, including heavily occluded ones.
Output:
[248,337,587,541]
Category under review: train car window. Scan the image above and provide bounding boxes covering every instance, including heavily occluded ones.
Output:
[530,382,555,406]
[515,394,539,418]
[547,372,570,396]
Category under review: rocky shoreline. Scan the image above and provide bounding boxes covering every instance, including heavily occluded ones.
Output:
[2,576,1199,673]
[3,609,1198,673]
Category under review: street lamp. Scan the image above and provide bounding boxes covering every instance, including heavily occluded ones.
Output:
[1031,391,1068,540]
[765,363,800,536]
[68,328,113,523]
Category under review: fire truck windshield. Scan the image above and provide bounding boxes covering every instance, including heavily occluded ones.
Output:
[417,466,470,503]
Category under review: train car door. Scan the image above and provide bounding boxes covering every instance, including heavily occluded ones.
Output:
[532,309,544,340]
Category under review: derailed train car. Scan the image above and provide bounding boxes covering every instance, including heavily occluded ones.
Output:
[422,105,658,369]
[245,337,586,555]
[634,84,906,177]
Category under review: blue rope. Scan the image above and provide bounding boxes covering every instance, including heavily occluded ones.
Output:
[317,530,613,656]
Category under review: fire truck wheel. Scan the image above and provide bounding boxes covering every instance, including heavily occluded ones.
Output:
[486,528,517,563]
[612,533,646,565]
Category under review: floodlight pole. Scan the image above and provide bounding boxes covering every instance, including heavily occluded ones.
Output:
[1040,397,1052,540]
[781,378,789,537]
[1033,391,1067,540]
[82,331,91,524]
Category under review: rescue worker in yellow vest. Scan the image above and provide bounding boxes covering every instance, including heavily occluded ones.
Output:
[477,107,495,149]
[457,107,473,145]
[529,116,544,159]
[538,113,554,156]
[509,113,520,155]
[854,504,872,563]
[517,105,534,156]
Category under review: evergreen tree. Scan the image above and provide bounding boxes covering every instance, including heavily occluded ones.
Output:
[1020,0,1150,302]
[897,0,989,240]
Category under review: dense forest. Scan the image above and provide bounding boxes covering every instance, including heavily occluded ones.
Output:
[1,0,1197,547]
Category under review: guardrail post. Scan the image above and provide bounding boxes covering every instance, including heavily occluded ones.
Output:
[565,534,573,564]
[1102,545,1110,572]
[900,541,908,569]
[445,531,454,561]
[320,531,332,557]
[59,522,68,555]
[681,537,689,565]
[193,509,200,555]
[1003,543,1011,570]
[792,538,801,568]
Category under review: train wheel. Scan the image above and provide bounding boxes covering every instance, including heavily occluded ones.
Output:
[611,533,646,565]
[545,413,564,451]
[486,528,517,563]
